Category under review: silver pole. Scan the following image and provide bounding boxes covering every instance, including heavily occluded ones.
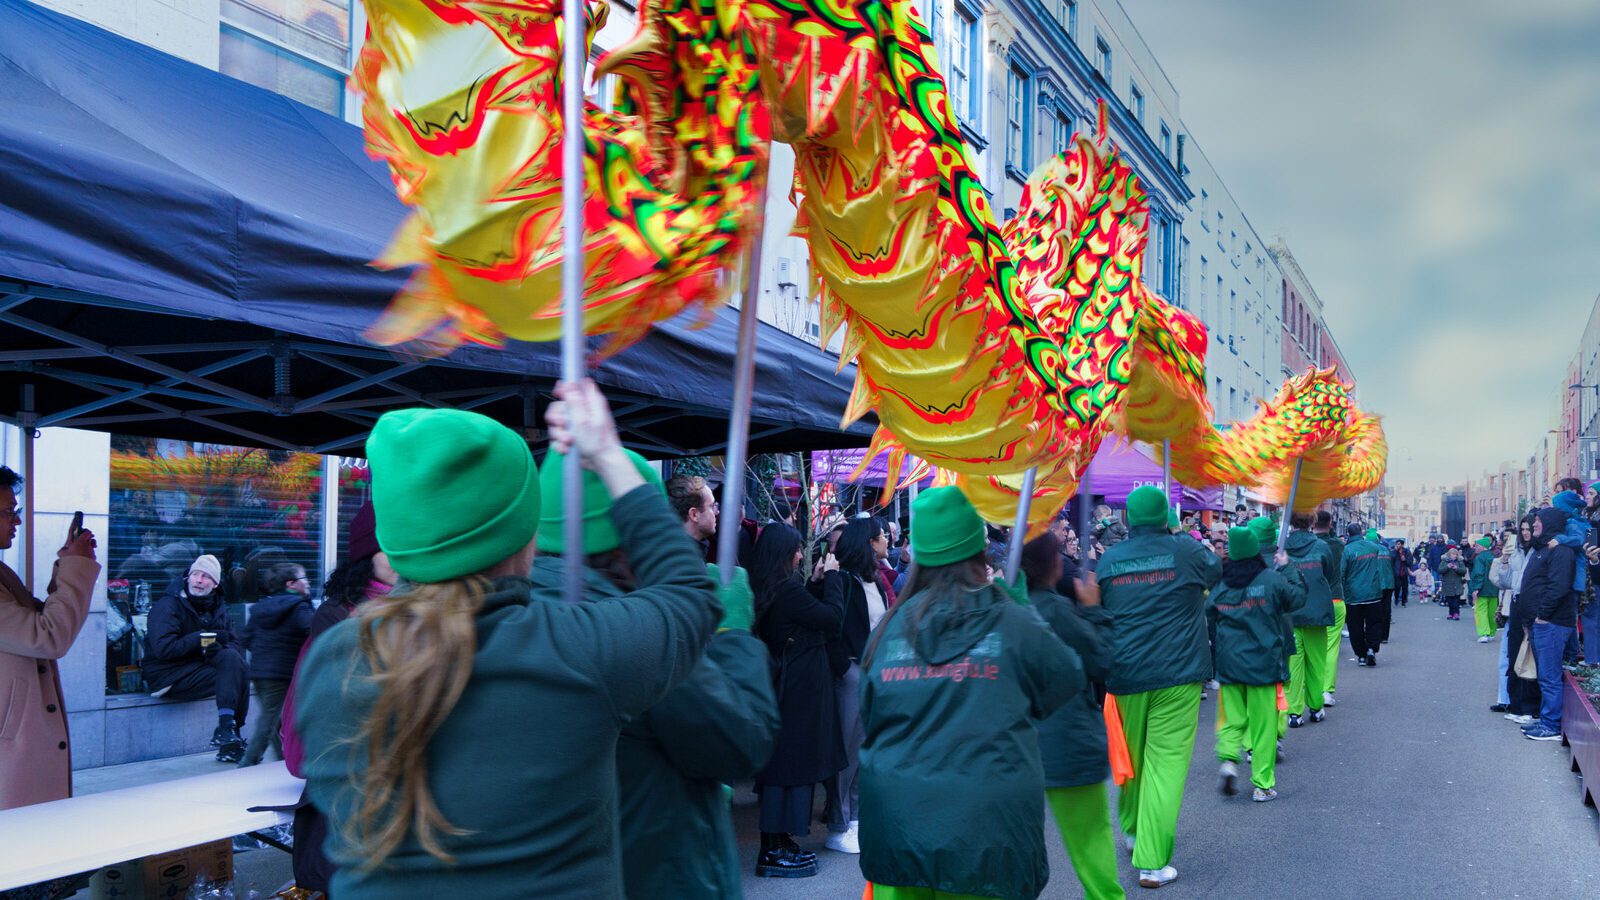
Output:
[1278,458,1304,551]
[560,0,588,601]
[1162,439,1174,524]
[20,384,34,588]
[908,478,919,527]
[1077,454,1094,560]
[1004,467,1038,583]
[715,232,766,585]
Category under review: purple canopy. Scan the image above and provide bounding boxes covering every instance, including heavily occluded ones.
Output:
[812,441,1222,510]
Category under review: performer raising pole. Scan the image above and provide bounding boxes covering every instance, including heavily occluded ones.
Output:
[559,0,587,600]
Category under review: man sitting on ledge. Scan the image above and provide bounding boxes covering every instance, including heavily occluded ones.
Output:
[142,554,250,763]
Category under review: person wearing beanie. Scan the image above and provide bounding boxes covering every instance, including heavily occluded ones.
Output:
[142,553,251,762]
[1312,510,1346,708]
[1468,535,1500,643]
[1340,528,1395,668]
[528,448,779,897]
[1248,516,1294,743]
[1518,506,1580,740]
[1437,544,1469,620]
[1209,527,1304,802]
[1281,514,1337,728]
[1020,532,1125,900]
[858,487,1087,900]
[1096,486,1221,888]
[296,380,722,900]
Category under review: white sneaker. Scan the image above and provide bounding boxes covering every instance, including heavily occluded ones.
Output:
[1219,760,1239,795]
[1507,714,1536,725]
[1252,787,1278,802]
[1322,691,1336,707]
[1205,679,1221,690]
[1478,636,1490,643]
[1341,630,1350,638]
[825,827,859,854]
[1138,865,1179,888]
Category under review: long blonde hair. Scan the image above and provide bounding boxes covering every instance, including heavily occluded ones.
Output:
[346,576,490,867]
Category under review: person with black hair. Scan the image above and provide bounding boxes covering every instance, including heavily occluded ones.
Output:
[237,561,312,767]
[1283,513,1336,725]
[1501,516,1540,722]
[752,522,846,877]
[821,517,889,855]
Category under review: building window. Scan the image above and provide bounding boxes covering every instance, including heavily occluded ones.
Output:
[1200,256,1209,308]
[1006,64,1032,172]
[1200,191,1209,228]
[1129,82,1144,124]
[950,7,979,122]
[1054,109,1074,155]
[1160,122,1172,160]
[219,0,352,116]
[1177,236,1189,308]
[1057,0,1077,37]
[1095,34,1112,80]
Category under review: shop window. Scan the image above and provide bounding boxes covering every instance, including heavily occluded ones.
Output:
[105,438,325,694]
[220,26,343,115]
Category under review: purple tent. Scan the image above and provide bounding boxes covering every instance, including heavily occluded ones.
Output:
[810,449,934,488]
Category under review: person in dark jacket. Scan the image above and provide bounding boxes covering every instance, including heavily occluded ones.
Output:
[1313,511,1346,707]
[531,447,779,898]
[1438,546,1469,619]
[1504,515,1542,724]
[1340,529,1394,668]
[858,486,1085,900]
[752,522,846,878]
[1469,536,1500,642]
[1520,507,1579,741]
[1391,539,1413,607]
[1283,515,1337,725]
[822,517,890,855]
[142,553,250,762]
[1098,486,1222,889]
[1426,534,1448,578]
[1209,527,1303,802]
[1248,516,1296,751]
[1022,533,1125,900]
[296,381,721,900]
[237,562,312,767]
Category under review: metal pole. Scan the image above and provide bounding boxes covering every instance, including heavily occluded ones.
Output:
[20,384,34,588]
[1162,439,1174,525]
[559,0,588,601]
[714,230,766,586]
[1077,455,1094,554]
[909,478,919,528]
[1278,458,1304,551]
[1004,467,1037,584]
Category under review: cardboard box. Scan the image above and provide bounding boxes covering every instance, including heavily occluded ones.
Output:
[89,839,233,899]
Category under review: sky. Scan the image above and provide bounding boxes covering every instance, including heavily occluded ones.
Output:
[1119,0,1600,488]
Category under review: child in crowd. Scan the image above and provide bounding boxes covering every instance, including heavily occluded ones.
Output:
[239,562,313,767]
[1414,563,1434,602]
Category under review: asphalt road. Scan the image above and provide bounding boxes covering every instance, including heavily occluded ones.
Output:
[739,601,1600,899]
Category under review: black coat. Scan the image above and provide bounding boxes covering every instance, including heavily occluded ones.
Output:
[827,569,871,661]
[1522,541,1578,627]
[756,574,847,787]
[141,582,241,688]
[243,591,313,681]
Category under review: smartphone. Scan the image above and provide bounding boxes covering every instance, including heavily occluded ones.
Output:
[69,510,84,540]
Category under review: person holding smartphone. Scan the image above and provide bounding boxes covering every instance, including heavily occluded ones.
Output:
[0,467,101,810]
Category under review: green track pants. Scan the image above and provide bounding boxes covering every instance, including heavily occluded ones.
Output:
[1113,683,1201,870]
[1215,683,1279,790]
[868,886,998,900]
[1047,783,1128,900]
[1475,596,1498,638]
[1325,600,1345,692]
[1286,625,1330,716]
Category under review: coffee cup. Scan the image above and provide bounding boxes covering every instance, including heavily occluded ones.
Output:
[199,632,217,648]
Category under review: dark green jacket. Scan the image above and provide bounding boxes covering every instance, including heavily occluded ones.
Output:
[1284,530,1337,626]
[859,584,1084,900]
[1469,551,1500,598]
[1320,532,1346,600]
[1031,586,1112,788]
[527,558,779,900]
[1436,555,1469,597]
[297,487,719,900]
[1341,538,1393,605]
[1208,562,1307,685]
[1097,526,1223,695]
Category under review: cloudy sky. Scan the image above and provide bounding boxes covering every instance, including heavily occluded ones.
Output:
[1120,0,1600,488]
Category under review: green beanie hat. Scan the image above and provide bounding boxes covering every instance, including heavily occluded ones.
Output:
[1474,535,1491,549]
[1126,485,1168,527]
[911,486,988,567]
[1247,516,1277,551]
[1228,526,1260,561]
[536,448,660,554]
[367,408,539,583]
[1167,507,1180,530]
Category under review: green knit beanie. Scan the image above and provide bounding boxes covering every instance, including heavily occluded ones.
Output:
[367,408,539,583]
[1228,526,1260,561]
[1126,485,1168,527]
[1474,535,1491,549]
[1248,516,1277,551]
[1167,507,1180,531]
[911,486,987,567]
[536,448,661,554]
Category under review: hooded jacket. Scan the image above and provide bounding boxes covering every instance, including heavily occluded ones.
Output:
[1468,550,1499,599]
[1523,507,1579,626]
[1319,531,1345,600]
[1426,539,1448,572]
[1208,559,1307,686]
[1096,526,1223,694]
[141,582,241,689]
[1340,536,1394,605]
[1436,553,1469,597]
[241,590,312,681]
[1284,530,1338,625]
[1030,584,1112,788]
[859,584,1084,900]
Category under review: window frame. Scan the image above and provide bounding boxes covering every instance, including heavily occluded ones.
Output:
[219,22,348,116]
[1095,32,1112,81]
[1129,81,1144,124]
[1005,61,1034,179]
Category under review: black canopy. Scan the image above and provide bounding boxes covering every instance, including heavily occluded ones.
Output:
[0,0,870,456]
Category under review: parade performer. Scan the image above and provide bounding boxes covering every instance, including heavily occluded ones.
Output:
[1021,534,1127,900]
[858,487,1086,900]
[1314,510,1345,707]
[1209,527,1304,803]
[1283,514,1336,727]
[1340,528,1394,668]
[1248,516,1295,752]
[296,381,721,899]
[1469,535,1501,643]
[1367,529,1397,645]
[1097,486,1221,889]
[528,448,779,898]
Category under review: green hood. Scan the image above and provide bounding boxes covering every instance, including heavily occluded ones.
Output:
[1285,530,1322,554]
[910,585,1009,666]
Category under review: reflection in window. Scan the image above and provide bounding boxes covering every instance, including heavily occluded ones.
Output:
[105,438,325,694]
[220,26,343,115]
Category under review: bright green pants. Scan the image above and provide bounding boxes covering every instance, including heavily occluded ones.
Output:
[1114,683,1201,870]
[868,886,998,900]
[1215,684,1279,790]
[1475,596,1498,638]
[1286,626,1329,716]
[1325,601,1345,692]
[1047,784,1128,900]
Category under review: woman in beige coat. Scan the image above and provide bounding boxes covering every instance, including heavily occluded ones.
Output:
[0,466,100,810]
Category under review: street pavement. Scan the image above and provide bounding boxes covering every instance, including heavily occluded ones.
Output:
[740,601,1600,899]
